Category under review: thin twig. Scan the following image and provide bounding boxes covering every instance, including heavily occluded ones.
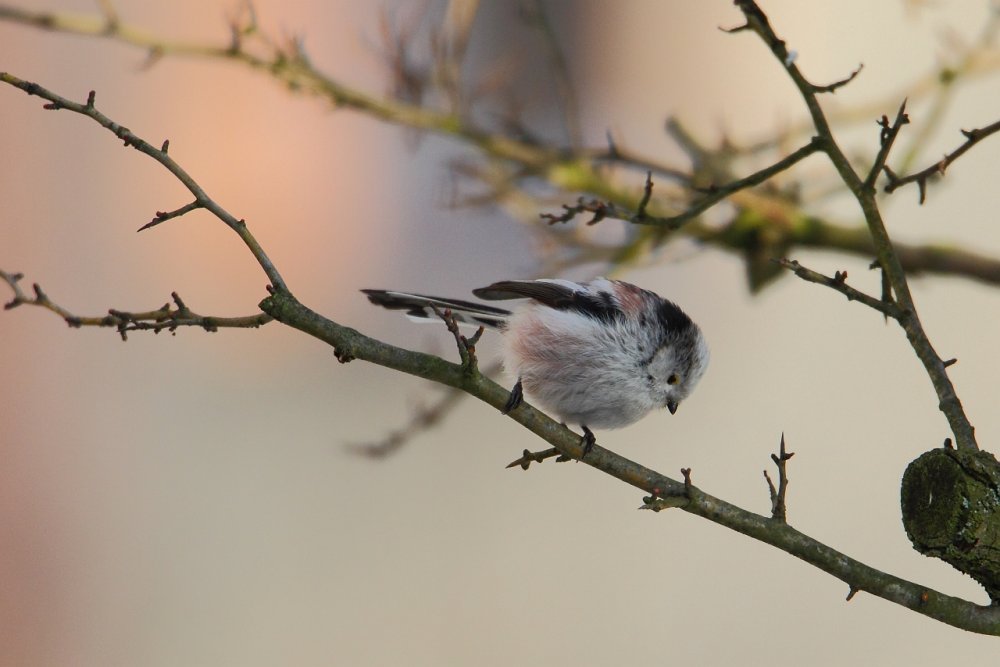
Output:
[505,447,570,469]
[884,118,1000,203]
[864,100,910,190]
[430,305,483,375]
[812,63,864,94]
[348,387,468,459]
[774,259,903,319]
[542,139,823,229]
[1,269,271,340]
[0,73,287,293]
[764,433,794,522]
[590,132,693,184]
[138,200,201,232]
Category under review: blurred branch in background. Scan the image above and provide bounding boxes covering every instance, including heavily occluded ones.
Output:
[4,2,1000,294]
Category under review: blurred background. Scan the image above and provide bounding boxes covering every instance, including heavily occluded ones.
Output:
[3,1,1000,664]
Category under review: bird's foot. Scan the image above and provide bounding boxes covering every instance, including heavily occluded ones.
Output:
[502,378,523,415]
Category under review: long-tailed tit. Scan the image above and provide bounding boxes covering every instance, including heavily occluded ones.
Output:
[363,278,709,453]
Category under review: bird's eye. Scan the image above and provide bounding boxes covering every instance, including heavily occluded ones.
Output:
[667,374,680,385]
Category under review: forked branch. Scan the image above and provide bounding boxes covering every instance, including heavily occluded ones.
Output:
[884,118,1000,203]
[731,0,978,452]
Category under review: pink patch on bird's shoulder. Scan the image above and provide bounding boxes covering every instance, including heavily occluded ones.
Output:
[611,282,646,316]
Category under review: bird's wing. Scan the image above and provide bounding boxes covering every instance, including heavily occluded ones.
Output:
[473,279,623,323]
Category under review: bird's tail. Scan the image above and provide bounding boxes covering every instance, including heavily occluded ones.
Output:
[362,289,511,329]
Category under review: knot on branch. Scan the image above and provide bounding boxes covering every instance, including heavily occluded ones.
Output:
[901,446,1000,603]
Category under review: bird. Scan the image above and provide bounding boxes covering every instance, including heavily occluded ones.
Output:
[363,278,709,454]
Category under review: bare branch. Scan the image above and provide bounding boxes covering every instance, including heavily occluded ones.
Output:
[764,433,795,522]
[138,200,201,232]
[265,289,1000,634]
[775,259,903,319]
[884,118,1000,202]
[812,63,864,94]
[431,306,484,375]
[505,447,569,470]
[0,73,287,292]
[348,387,468,459]
[864,99,910,190]
[732,0,978,451]
[542,139,823,229]
[1,269,271,339]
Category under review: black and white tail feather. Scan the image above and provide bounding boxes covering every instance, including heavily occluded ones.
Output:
[361,289,511,329]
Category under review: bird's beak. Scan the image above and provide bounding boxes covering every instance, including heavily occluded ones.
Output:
[667,400,678,415]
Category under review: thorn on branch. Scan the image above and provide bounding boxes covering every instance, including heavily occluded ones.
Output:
[465,325,485,348]
[764,433,794,522]
[719,19,752,35]
[681,467,694,497]
[639,486,690,511]
[865,99,909,190]
[878,114,892,144]
[846,586,860,602]
[812,63,864,94]
[635,171,654,220]
[505,447,568,470]
[943,358,958,368]
[137,200,202,232]
[605,129,619,158]
[170,291,189,316]
[86,90,95,109]
[161,139,170,153]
